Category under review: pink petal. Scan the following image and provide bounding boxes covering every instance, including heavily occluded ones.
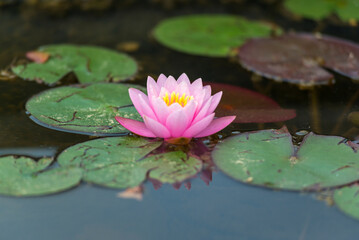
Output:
[137,94,157,120]
[177,73,191,85]
[164,76,178,92]
[152,97,170,124]
[203,85,212,102]
[143,116,171,138]
[166,109,189,138]
[174,81,190,96]
[190,78,203,94]
[128,88,148,117]
[207,91,222,114]
[182,113,215,138]
[115,116,156,138]
[147,76,159,97]
[192,97,212,124]
[183,99,197,123]
[157,74,167,87]
[195,116,236,138]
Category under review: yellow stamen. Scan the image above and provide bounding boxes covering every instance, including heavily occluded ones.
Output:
[162,91,193,107]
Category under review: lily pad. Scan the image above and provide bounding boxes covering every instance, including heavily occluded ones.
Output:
[209,83,296,123]
[238,33,359,87]
[153,14,281,57]
[12,44,138,85]
[0,156,82,196]
[284,0,359,23]
[57,136,203,189]
[334,185,359,220]
[212,128,359,191]
[25,83,145,136]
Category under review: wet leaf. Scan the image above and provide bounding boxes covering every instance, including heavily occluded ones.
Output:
[238,33,359,87]
[12,44,138,85]
[153,14,281,57]
[334,184,359,220]
[57,136,203,189]
[284,0,359,23]
[209,83,296,123]
[25,83,145,136]
[0,156,82,196]
[212,128,359,191]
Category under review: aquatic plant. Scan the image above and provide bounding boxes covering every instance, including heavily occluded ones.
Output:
[115,73,235,143]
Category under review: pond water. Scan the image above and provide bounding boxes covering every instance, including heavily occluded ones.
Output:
[1,1,359,239]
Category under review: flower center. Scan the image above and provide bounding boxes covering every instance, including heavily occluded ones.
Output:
[162,91,194,107]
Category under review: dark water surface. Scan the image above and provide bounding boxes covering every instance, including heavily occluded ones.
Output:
[1,1,359,239]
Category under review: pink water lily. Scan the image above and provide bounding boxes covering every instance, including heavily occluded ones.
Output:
[115,73,236,142]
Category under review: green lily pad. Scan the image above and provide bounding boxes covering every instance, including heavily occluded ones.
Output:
[12,44,138,85]
[153,14,281,57]
[334,185,359,220]
[0,156,82,197]
[26,83,144,136]
[212,128,359,191]
[284,0,359,23]
[57,136,203,189]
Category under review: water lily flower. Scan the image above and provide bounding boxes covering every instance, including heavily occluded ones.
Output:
[115,73,236,143]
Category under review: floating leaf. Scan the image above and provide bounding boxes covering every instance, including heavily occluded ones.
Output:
[238,33,359,87]
[0,156,82,196]
[12,44,138,85]
[212,128,359,191]
[334,184,359,220]
[284,0,359,23]
[209,83,296,123]
[153,14,281,57]
[57,136,203,189]
[26,83,145,136]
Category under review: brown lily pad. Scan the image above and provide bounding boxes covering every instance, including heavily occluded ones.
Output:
[238,33,359,87]
[209,83,296,123]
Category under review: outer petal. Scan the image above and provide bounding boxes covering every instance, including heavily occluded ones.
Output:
[143,116,171,138]
[147,76,159,98]
[194,116,236,138]
[137,94,157,120]
[192,97,212,124]
[190,78,203,94]
[128,88,148,117]
[207,91,222,114]
[182,113,215,138]
[115,116,156,138]
[165,109,189,138]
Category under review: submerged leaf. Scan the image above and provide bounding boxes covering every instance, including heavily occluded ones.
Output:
[57,136,203,189]
[25,83,145,136]
[212,128,359,191]
[12,44,138,85]
[209,83,296,123]
[0,156,82,196]
[334,184,359,220]
[238,33,359,86]
[153,14,281,57]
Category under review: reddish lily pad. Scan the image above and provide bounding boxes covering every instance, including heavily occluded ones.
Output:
[209,83,296,123]
[238,33,359,87]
